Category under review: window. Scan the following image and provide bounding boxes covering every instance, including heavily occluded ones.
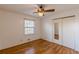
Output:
[24,20,35,34]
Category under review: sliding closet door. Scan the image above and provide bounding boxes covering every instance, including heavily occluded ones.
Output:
[62,17,75,49]
[53,19,63,45]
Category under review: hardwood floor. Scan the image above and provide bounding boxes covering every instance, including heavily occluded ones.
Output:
[0,39,79,54]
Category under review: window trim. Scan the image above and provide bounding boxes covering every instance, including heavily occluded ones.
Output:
[24,19,35,35]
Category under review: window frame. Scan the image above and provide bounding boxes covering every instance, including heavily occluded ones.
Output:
[24,19,35,35]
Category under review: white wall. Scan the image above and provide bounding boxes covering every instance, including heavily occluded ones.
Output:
[0,9,41,50]
[41,19,53,42]
[41,9,79,51]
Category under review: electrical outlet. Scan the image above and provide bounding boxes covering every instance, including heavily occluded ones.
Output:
[28,39,30,40]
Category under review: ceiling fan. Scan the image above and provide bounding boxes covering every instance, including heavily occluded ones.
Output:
[34,4,55,16]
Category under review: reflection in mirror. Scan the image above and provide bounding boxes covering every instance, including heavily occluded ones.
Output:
[54,23,59,40]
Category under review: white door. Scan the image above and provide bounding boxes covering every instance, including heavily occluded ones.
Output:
[53,19,63,45]
[62,17,75,49]
[75,20,79,51]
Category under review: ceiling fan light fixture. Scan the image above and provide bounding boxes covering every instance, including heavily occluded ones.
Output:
[38,12,44,16]
[34,4,55,16]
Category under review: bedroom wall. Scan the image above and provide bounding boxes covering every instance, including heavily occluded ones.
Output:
[0,9,41,50]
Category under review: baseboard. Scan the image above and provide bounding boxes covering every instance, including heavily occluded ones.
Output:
[0,38,43,51]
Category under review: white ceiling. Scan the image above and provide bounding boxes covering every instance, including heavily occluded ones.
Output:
[0,4,79,18]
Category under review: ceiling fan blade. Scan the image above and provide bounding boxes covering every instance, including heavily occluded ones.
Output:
[44,9,55,12]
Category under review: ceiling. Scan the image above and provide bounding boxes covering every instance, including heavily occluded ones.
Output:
[0,4,79,18]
